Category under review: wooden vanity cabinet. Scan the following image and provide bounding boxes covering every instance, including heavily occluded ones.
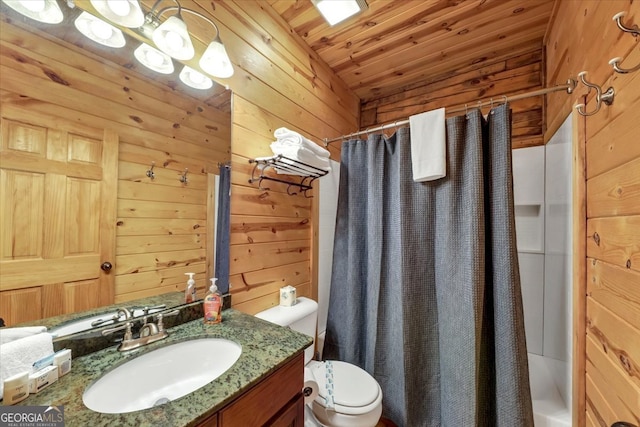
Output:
[197,352,305,427]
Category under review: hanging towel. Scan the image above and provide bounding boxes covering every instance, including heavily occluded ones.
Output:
[409,108,446,181]
[270,142,331,171]
[0,326,47,345]
[0,332,53,396]
[274,127,330,158]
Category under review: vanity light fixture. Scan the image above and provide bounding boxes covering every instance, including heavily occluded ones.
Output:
[74,11,126,48]
[89,0,144,28]
[179,66,213,90]
[134,43,174,74]
[1,0,63,24]
[312,0,368,26]
[143,1,234,78]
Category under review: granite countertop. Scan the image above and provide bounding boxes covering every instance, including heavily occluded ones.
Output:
[19,309,313,427]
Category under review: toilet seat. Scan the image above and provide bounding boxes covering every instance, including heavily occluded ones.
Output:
[308,360,382,415]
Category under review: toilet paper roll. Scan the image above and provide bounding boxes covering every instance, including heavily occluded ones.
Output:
[303,367,319,405]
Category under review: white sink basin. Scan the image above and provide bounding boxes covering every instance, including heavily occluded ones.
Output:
[83,338,242,414]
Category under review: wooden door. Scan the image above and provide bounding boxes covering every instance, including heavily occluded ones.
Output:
[0,104,118,325]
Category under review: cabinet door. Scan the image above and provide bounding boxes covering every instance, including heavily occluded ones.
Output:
[0,104,118,324]
[267,394,304,427]
[219,354,303,427]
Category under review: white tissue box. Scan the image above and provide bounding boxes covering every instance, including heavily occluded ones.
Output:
[279,286,297,307]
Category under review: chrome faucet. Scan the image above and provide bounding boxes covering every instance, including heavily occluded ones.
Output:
[102,308,180,351]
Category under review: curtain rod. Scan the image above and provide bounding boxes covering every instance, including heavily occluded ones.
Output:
[323,78,577,146]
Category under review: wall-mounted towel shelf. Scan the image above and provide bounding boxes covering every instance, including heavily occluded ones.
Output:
[248,154,328,197]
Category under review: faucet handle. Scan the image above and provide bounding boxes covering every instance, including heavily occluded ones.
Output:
[157,309,180,332]
[102,321,133,341]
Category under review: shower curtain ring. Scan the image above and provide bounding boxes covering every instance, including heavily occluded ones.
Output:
[465,104,468,114]
[502,95,508,105]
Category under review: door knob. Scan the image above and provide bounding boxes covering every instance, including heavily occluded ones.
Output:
[101,261,113,272]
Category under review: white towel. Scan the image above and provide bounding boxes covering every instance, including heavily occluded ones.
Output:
[274,127,330,158]
[270,142,331,171]
[0,332,54,396]
[409,108,446,182]
[0,326,47,345]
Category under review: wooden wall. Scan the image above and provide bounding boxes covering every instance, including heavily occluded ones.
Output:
[0,17,230,324]
[182,1,360,314]
[545,1,640,425]
[360,38,546,149]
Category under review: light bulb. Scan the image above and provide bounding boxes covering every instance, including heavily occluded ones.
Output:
[20,0,45,12]
[107,0,130,17]
[90,19,113,40]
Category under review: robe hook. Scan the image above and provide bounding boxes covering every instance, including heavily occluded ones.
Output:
[179,168,188,184]
[574,71,615,117]
[612,12,640,37]
[609,56,640,74]
[146,161,155,180]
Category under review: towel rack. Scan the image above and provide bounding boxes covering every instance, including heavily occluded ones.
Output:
[248,155,328,197]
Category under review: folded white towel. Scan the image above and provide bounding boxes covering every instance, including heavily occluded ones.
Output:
[0,332,53,396]
[270,142,331,171]
[0,326,47,345]
[274,127,330,158]
[409,108,446,182]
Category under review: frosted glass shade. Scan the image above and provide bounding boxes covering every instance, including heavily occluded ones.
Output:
[179,66,213,90]
[199,39,234,78]
[152,15,195,60]
[1,0,63,24]
[90,0,144,28]
[134,43,174,74]
[74,11,126,48]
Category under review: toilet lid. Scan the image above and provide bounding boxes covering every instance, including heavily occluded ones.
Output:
[311,360,380,409]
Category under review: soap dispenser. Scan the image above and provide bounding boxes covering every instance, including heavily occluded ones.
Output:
[203,278,222,324]
[184,272,197,303]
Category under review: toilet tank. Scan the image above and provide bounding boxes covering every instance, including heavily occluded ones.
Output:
[255,297,318,364]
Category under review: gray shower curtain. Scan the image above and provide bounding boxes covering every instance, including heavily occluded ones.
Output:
[323,104,533,426]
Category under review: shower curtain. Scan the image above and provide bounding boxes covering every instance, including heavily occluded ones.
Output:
[323,104,533,426]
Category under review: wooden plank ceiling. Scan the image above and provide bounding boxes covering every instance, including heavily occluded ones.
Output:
[270,0,555,103]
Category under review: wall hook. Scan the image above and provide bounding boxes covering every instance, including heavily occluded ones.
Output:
[574,71,615,117]
[146,161,155,180]
[612,12,640,37]
[179,168,188,185]
[609,56,640,74]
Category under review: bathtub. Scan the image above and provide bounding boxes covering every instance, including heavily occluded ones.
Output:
[528,353,572,427]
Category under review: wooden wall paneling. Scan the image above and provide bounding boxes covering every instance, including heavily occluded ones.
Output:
[545,2,640,420]
[172,1,358,140]
[585,371,619,426]
[344,9,549,99]
[586,216,640,271]
[585,307,640,423]
[586,90,640,180]
[0,18,230,133]
[360,44,545,148]
[587,157,640,218]
[215,0,359,121]
[232,282,312,315]
[584,48,640,154]
[230,215,311,245]
[230,261,310,304]
[544,0,639,141]
[587,258,640,388]
[573,108,588,425]
[115,266,207,299]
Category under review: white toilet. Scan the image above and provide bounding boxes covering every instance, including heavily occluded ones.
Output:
[256,297,383,427]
